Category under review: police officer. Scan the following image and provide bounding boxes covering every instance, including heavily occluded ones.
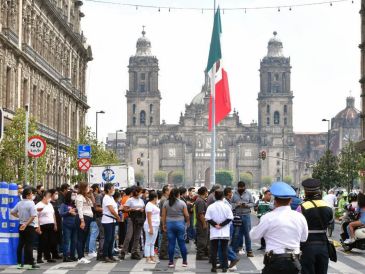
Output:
[250,182,308,274]
[300,178,333,274]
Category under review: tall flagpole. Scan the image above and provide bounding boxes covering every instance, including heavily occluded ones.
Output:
[210,0,217,189]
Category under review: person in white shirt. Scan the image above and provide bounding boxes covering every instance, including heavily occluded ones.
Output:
[250,182,308,274]
[143,191,160,264]
[205,190,234,273]
[101,183,120,263]
[35,191,57,263]
[323,190,337,208]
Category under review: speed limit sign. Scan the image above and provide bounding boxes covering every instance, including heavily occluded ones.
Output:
[28,136,47,158]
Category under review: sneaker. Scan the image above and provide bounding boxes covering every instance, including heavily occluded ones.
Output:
[168,262,175,268]
[31,264,40,269]
[182,261,188,267]
[344,238,355,244]
[247,251,254,257]
[229,266,237,272]
[228,259,240,268]
[238,250,246,255]
[103,257,113,263]
[88,252,97,258]
[63,257,73,262]
[147,260,157,264]
[78,258,91,264]
[16,264,23,269]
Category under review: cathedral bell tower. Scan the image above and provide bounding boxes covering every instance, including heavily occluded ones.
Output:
[126,28,161,128]
[258,32,295,183]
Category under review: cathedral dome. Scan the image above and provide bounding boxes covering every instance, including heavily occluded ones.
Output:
[191,91,206,105]
[136,28,152,56]
[333,96,360,127]
[267,31,284,57]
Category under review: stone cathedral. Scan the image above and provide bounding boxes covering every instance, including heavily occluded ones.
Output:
[125,30,360,188]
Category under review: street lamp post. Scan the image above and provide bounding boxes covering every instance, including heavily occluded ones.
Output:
[115,130,123,159]
[322,119,330,151]
[96,111,105,140]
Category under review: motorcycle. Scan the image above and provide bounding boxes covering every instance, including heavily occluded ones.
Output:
[340,204,365,252]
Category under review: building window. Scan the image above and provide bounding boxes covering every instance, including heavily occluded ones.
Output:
[141,73,145,80]
[277,160,280,166]
[266,105,270,114]
[133,104,136,114]
[150,116,153,125]
[276,152,280,157]
[5,67,11,108]
[140,110,146,125]
[284,118,288,126]
[284,105,287,114]
[275,73,279,81]
[266,117,270,126]
[133,117,136,126]
[150,104,153,113]
[140,84,145,92]
[274,111,280,125]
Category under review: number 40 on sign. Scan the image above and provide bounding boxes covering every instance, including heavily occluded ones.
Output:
[28,136,47,158]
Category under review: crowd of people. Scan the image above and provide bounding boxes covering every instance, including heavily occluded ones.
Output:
[10,179,365,274]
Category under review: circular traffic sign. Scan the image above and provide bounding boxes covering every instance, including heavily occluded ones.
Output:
[102,168,115,182]
[78,158,91,172]
[27,136,47,158]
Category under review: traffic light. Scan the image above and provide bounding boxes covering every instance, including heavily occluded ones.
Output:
[0,108,3,142]
[260,151,267,160]
[137,157,141,165]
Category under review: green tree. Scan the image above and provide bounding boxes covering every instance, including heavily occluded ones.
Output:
[135,171,145,183]
[0,108,47,184]
[171,170,184,186]
[283,175,293,185]
[68,127,119,182]
[312,150,341,191]
[338,141,362,193]
[261,176,272,186]
[216,169,234,186]
[154,170,167,185]
[240,172,253,188]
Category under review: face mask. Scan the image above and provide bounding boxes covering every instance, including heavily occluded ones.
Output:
[139,194,143,198]
[47,198,51,203]
[54,194,59,200]
[71,195,76,201]
[32,195,36,201]
[146,196,149,200]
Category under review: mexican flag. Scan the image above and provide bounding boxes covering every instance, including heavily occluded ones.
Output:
[207,7,231,131]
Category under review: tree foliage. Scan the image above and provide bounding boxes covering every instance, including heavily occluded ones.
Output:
[135,171,144,183]
[216,169,234,186]
[68,127,119,183]
[338,141,363,193]
[312,150,341,191]
[283,175,293,185]
[0,108,47,184]
[240,172,253,187]
[171,170,184,185]
[154,170,167,184]
[261,176,273,186]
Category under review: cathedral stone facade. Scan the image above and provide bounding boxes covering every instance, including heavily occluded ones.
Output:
[0,0,92,187]
[125,30,361,188]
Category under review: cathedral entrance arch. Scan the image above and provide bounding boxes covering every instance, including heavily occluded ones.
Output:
[205,168,210,186]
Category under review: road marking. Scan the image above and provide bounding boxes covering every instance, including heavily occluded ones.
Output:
[329,260,363,274]
[86,262,117,274]
[248,255,264,271]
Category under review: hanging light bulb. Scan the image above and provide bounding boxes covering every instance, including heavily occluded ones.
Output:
[223,9,225,14]
[158,7,160,12]
[278,7,280,12]
[168,7,170,12]
[136,5,138,10]
[289,7,292,11]
[330,2,333,6]
[201,8,203,14]
[245,8,246,13]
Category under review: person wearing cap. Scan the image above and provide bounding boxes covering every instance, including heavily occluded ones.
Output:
[290,186,302,211]
[250,182,308,274]
[300,178,333,274]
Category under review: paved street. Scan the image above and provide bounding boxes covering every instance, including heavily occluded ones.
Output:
[1,224,365,274]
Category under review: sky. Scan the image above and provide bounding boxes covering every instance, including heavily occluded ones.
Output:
[81,0,361,143]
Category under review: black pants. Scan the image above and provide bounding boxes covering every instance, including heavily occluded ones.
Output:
[196,223,209,258]
[262,258,300,274]
[17,225,35,265]
[103,223,116,258]
[119,221,127,246]
[301,243,329,274]
[211,239,228,269]
[76,215,92,259]
[39,223,56,260]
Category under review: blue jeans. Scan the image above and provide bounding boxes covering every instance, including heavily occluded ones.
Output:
[88,221,99,253]
[219,224,237,264]
[187,214,196,240]
[232,215,252,252]
[102,223,116,258]
[62,222,77,258]
[166,220,187,263]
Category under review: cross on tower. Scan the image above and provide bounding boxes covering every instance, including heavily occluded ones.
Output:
[142,25,146,36]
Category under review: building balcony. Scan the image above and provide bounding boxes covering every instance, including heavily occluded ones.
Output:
[37,123,72,146]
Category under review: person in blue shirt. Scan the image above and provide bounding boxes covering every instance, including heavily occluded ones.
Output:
[290,186,302,211]
[59,191,78,262]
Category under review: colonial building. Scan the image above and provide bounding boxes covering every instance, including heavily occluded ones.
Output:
[125,30,361,188]
[0,0,92,187]
[106,131,127,162]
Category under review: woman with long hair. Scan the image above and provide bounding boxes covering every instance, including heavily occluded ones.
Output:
[143,191,160,263]
[119,186,145,260]
[101,183,120,262]
[59,191,78,262]
[75,182,94,264]
[161,188,190,268]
